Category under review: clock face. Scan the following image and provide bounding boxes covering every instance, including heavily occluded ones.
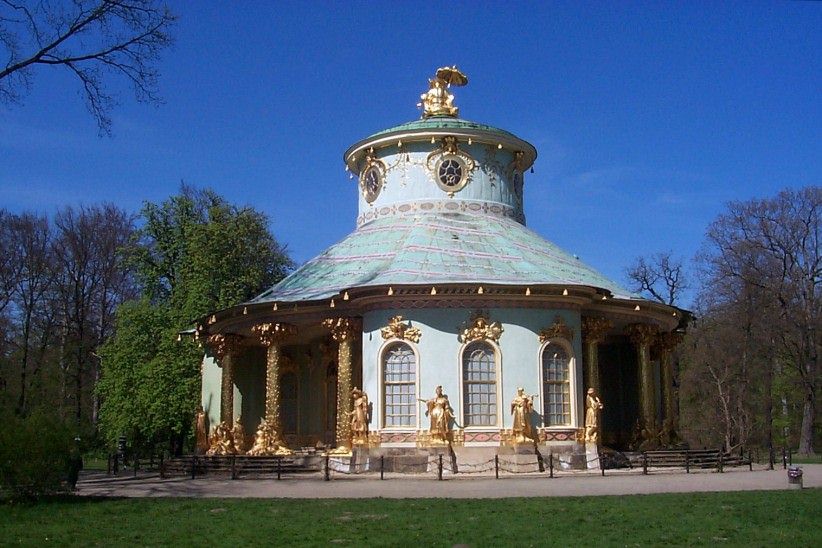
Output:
[361,165,383,203]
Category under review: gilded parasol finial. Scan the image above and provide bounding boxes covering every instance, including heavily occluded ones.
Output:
[418,65,468,118]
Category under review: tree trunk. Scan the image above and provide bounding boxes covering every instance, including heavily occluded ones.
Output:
[798,381,815,455]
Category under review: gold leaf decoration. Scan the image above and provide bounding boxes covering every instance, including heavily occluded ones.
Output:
[380,316,422,343]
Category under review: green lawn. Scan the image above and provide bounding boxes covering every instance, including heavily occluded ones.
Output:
[1,490,819,546]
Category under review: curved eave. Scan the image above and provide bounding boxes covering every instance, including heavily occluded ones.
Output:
[196,283,685,338]
[344,127,537,175]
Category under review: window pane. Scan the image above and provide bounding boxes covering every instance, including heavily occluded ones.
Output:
[542,344,571,426]
[462,342,497,426]
[383,343,416,427]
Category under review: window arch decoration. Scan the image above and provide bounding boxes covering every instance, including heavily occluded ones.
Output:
[380,341,418,428]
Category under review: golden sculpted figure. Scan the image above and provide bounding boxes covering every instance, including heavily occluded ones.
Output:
[207,421,235,455]
[511,388,537,444]
[584,388,604,443]
[231,417,247,454]
[420,385,454,445]
[418,66,468,118]
[349,388,370,446]
[194,405,209,455]
[247,418,292,456]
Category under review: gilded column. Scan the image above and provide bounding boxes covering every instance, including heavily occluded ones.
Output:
[208,333,244,426]
[323,317,361,454]
[626,323,658,440]
[252,322,297,440]
[655,331,683,444]
[581,316,611,395]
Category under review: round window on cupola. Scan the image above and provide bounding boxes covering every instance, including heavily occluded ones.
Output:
[360,163,384,203]
[434,154,469,193]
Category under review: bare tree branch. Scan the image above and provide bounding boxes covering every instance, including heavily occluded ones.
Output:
[0,0,174,134]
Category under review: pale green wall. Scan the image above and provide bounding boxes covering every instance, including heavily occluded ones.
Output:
[200,352,222,433]
[362,307,583,431]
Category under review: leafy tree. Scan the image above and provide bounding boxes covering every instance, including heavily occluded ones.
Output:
[0,0,175,133]
[98,186,292,452]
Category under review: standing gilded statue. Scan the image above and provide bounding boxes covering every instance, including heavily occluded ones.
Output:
[420,385,454,445]
[584,388,604,443]
[349,388,370,446]
[510,387,537,444]
[194,405,209,455]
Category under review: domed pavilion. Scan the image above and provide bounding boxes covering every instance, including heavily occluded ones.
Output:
[196,67,685,468]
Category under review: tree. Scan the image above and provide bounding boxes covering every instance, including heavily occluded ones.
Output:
[51,204,135,424]
[0,0,175,133]
[98,186,293,452]
[700,187,820,455]
[625,252,689,306]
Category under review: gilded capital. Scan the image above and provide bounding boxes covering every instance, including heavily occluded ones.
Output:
[252,322,297,346]
[538,316,574,343]
[582,316,612,344]
[380,316,422,343]
[322,317,362,342]
[625,323,658,347]
[459,312,503,343]
[654,331,684,354]
[207,333,244,361]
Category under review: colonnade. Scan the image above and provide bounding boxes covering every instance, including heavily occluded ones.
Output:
[582,317,682,448]
[206,317,361,454]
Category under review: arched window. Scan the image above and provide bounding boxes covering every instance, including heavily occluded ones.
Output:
[383,342,416,427]
[281,372,298,433]
[542,343,571,426]
[462,342,497,426]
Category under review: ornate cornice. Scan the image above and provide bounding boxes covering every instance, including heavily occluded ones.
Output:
[322,317,362,342]
[207,333,244,361]
[380,315,422,343]
[625,323,658,347]
[538,316,574,343]
[459,311,503,343]
[582,316,612,344]
[252,322,297,347]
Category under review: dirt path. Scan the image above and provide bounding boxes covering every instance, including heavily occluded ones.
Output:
[77,464,821,499]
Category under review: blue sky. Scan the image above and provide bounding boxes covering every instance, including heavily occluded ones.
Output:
[1,1,820,308]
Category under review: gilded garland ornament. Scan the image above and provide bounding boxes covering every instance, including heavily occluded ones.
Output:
[380,315,422,343]
[538,316,574,343]
[459,312,503,343]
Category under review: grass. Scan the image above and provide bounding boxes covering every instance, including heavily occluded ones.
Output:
[1,490,820,547]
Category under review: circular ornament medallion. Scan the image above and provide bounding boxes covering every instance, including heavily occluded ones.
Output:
[360,164,384,203]
[434,154,469,193]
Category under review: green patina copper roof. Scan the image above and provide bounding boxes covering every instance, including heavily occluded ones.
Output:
[249,212,637,304]
[368,117,518,140]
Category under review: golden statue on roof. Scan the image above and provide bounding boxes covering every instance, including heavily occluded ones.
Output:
[418,66,468,118]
